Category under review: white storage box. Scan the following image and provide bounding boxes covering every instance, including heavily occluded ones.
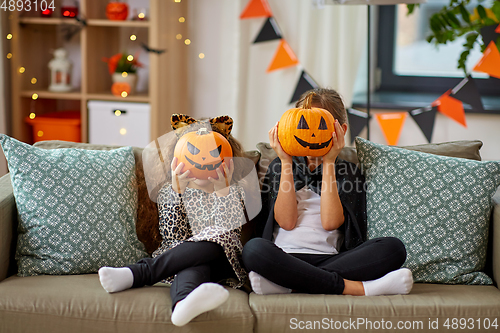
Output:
[88,100,151,148]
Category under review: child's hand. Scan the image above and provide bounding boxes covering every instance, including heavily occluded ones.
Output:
[171,156,195,194]
[269,122,292,163]
[323,120,345,164]
[209,158,234,196]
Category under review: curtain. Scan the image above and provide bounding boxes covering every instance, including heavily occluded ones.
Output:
[187,0,367,151]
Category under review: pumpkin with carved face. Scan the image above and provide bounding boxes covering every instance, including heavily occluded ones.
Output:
[174,128,233,180]
[278,105,335,157]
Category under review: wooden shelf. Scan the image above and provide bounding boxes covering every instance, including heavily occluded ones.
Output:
[19,17,81,25]
[21,90,82,100]
[86,19,150,28]
[86,92,150,103]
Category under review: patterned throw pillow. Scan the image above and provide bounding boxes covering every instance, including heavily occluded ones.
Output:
[355,137,500,284]
[0,135,148,276]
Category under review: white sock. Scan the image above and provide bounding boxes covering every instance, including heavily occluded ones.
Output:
[171,283,229,327]
[249,271,291,295]
[362,268,413,296]
[98,267,134,293]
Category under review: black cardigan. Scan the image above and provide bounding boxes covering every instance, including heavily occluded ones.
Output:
[254,156,367,252]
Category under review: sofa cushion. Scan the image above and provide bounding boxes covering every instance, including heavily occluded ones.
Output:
[0,274,254,333]
[0,135,148,276]
[248,284,500,332]
[356,137,500,284]
[255,139,483,186]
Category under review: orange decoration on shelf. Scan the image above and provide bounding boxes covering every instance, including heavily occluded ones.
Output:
[473,41,500,79]
[240,0,273,19]
[106,2,129,21]
[267,40,299,72]
[375,112,407,146]
[111,82,131,97]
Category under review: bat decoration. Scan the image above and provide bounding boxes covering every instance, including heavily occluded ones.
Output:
[141,43,166,54]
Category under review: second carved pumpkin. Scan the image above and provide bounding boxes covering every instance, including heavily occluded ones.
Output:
[278,94,335,157]
[174,128,233,180]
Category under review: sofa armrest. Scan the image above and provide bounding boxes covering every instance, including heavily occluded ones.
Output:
[493,187,500,286]
[0,174,15,282]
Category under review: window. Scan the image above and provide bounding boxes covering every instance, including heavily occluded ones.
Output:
[376,2,500,95]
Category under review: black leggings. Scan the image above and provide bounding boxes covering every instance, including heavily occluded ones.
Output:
[128,241,235,309]
[242,237,406,295]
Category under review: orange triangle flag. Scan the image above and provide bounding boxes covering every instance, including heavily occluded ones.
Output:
[473,41,500,79]
[375,112,407,146]
[496,24,500,33]
[267,40,299,72]
[433,91,467,127]
[240,0,273,19]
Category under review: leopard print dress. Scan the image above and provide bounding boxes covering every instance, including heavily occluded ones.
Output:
[152,183,247,288]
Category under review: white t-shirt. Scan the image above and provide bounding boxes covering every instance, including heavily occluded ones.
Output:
[274,187,344,255]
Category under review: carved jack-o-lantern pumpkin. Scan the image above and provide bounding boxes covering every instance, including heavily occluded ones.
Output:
[278,94,335,157]
[174,128,233,180]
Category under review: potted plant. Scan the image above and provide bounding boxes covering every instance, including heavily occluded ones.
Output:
[408,1,500,74]
[103,52,142,96]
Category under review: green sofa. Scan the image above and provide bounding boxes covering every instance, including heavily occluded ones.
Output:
[0,140,499,333]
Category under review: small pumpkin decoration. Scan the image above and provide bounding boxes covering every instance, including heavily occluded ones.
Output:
[174,127,233,180]
[106,2,129,21]
[111,82,131,97]
[278,93,335,157]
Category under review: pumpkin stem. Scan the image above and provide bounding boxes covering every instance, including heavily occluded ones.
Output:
[303,92,316,109]
[196,127,210,135]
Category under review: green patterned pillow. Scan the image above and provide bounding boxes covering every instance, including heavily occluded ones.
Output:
[355,137,500,284]
[0,135,148,276]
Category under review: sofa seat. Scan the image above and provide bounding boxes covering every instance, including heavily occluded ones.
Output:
[249,284,500,333]
[0,274,254,333]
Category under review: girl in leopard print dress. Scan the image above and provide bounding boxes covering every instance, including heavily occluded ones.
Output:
[98,115,248,327]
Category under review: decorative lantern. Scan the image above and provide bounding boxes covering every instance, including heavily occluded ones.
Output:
[48,48,72,92]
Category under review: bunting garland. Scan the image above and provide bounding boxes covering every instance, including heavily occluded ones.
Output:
[241,0,497,147]
[290,71,320,104]
[409,106,437,143]
[240,0,273,19]
[433,90,467,127]
[347,108,368,144]
[375,113,407,146]
[473,41,500,79]
[253,17,282,43]
[480,25,500,47]
[241,0,318,105]
[266,40,299,72]
[450,75,484,113]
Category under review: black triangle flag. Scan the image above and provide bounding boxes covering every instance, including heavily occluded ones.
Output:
[480,25,500,47]
[409,106,437,143]
[253,17,282,43]
[450,75,485,113]
[289,71,320,104]
[347,108,368,144]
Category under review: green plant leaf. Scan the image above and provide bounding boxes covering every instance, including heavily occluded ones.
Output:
[477,5,487,20]
[459,4,471,23]
[492,1,500,21]
[446,11,462,28]
[407,4,416,15]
